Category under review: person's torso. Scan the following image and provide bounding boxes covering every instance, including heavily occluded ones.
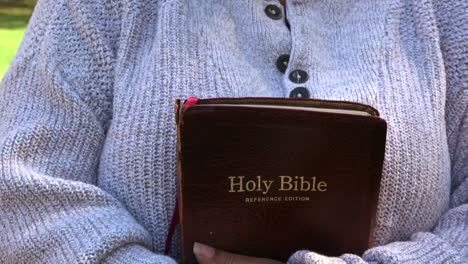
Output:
[96,0,451,260]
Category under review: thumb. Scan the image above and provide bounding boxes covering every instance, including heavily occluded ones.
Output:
[193,242,283,264]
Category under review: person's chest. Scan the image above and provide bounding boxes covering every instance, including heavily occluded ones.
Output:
[109,0,405,101]
[98,0,451,253]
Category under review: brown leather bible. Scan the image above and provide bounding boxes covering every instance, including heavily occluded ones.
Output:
[175,97,387,263]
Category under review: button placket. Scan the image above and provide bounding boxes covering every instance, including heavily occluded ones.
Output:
[265,1,310,98]
[284,1,311,98]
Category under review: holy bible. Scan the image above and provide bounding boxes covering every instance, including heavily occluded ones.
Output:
[175,97,387,263]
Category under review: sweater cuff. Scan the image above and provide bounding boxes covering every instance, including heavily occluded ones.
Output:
[101,244,177,264]
[363,232,464,263]
[287,250,366,264]
[288,232,464,264]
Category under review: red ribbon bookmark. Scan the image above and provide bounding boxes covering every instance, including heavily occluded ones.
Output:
[165,97,198,255]
[164,198,179,255]
[184,96,199,107]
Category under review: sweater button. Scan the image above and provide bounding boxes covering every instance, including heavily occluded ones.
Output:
[276,54,290,73]
[289,69,309,84]
[289,87,310,98]
[265,5,282,20]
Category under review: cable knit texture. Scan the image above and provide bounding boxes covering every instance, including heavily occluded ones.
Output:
[0,0,466,263]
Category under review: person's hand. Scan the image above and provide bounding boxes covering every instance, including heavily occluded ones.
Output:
[193,242,284,264]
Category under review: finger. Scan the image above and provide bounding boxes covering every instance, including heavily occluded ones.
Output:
[211,248,283,264]
[193,242,284,264]
[193,242,216,264]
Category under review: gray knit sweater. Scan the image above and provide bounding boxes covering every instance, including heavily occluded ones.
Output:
[0,0,466,263]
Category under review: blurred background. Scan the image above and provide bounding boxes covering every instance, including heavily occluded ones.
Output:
[0,0,35,81]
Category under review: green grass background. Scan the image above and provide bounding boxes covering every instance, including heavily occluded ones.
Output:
[0,3,34,81]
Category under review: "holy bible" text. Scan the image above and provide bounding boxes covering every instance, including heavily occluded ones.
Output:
[228,175,328,195]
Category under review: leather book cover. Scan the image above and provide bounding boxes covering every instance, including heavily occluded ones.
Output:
[175,97,387,263]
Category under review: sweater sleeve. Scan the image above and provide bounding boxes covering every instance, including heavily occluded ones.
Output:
[0,0,175,263]
[288,1,467,263]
